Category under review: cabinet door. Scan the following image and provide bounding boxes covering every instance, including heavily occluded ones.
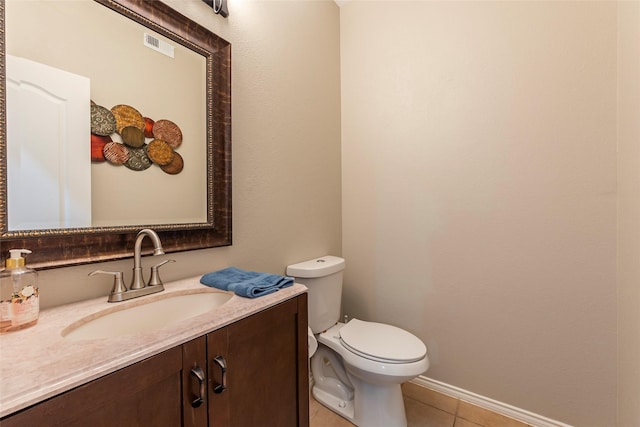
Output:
[208,294,309,427]
[182,336,208,427]
[1,346,183,427]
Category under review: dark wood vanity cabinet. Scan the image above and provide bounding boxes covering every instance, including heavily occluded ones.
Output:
[1,346,185,427]
[1,294,309,427]
[208,296,310,427]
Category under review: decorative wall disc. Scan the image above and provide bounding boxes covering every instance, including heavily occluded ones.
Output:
[146,139,175,165]
[121,126,146,148]
[91,134,112,162]
[103,142,130,165]
[91,104,117,136]
[111,104,145,133]
[160,152,184,175]
[124,146,153,171]
[152,119,183,148]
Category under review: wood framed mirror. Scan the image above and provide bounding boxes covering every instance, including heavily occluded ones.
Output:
[0,0,231,269]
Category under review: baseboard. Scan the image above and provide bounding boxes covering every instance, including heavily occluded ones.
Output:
[411,376,573,427]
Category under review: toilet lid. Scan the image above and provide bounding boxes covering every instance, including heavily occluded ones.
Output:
[339,319,427,363]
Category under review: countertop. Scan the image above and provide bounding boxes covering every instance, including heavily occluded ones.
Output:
[0,276,307,418]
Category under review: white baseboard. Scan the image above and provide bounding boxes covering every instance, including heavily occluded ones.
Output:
[411,376,574,427]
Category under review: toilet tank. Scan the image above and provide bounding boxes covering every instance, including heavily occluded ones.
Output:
[286,256,345,334]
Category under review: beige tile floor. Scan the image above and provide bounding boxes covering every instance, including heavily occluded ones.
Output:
[309,395,457,427]
[309,382,534,427]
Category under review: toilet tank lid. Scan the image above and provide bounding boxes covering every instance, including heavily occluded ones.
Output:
[286,256,345,278]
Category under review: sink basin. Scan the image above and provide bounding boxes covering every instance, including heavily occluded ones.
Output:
[61,291,233,340]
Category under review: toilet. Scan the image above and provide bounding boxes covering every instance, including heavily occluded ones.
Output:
[287,256,429,427]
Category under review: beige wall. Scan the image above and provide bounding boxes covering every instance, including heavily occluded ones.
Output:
[341,2,618,425]
[617,2,640,425]
[34,0,342,308]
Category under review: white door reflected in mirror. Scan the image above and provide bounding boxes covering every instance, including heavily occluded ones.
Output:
[7,55,91,230]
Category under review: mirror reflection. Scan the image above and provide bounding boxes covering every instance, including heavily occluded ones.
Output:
[6,0,207,231]
[0,0,232,269]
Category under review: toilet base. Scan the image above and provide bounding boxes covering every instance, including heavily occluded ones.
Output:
[312,379,408,427]
[312,385,355,422]
[348,375,407,427]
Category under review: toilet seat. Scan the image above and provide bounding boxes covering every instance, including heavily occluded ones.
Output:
[339,319,427,364]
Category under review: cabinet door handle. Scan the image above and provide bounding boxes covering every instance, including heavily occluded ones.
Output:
[190,366,206,408]
[213,355,227,394]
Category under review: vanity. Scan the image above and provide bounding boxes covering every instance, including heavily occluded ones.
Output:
[0,277,310,426]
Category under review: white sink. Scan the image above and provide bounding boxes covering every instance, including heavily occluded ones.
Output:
[61,291,233,340]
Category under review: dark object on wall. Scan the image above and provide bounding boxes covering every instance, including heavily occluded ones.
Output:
[202,0,228,18]
[92,102,183,173]
[152,119,183,148]
[0,0,232,269]
[91,104,117,136]
[160,152,184,175]
[91,134,111,162]
[125,146,153,171]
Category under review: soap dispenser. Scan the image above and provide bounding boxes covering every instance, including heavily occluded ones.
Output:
[0,249,39,333]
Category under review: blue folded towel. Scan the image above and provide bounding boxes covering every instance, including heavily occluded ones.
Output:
[200,267,294,298]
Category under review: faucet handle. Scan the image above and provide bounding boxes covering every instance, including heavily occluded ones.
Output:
[148,259,175,287]
[89,270,127,301]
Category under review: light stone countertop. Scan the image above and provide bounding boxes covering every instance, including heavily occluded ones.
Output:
[0,276,307,418]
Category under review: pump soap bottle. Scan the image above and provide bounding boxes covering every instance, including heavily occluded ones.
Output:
[0,249,39,333]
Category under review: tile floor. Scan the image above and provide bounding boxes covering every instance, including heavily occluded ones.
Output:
[309,382,535,427]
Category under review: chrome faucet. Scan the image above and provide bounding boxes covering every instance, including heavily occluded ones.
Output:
[130,228,165,290]
[89,228,174,302]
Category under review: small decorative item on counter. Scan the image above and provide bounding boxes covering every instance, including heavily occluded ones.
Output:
[0,249,39,333]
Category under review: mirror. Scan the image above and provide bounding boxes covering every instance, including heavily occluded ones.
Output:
[0,0,232,269]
